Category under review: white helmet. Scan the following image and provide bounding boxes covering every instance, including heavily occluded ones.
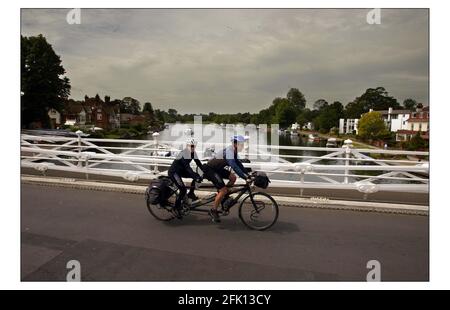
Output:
[186,138,198,146]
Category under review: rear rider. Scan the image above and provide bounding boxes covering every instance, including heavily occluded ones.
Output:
[203,135,251,223]
[168,138,204,218]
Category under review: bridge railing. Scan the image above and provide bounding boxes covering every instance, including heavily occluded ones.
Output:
[20,133,429,195]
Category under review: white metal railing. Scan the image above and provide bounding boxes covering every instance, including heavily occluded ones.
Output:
[20,133,429,196]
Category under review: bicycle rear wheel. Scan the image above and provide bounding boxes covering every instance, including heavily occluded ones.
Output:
[238,192,279,231]
[145,189,177,221]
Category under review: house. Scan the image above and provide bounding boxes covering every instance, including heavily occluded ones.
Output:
[82,95,121,130]
[62,95,121,130]
[339,118,359,135]
[62,100,88,126]
[47,108,61,129]
[291,123,300,131]
[339,107,411,135]
[303,122,313,130]
[374,108,411,132]
[396,106,429,141]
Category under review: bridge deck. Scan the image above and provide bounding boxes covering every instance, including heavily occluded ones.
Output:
[21,183,429,281]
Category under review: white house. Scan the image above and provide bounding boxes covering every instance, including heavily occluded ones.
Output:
[303,122,313,130]
[376,108,411,132]
[48,108,61,129]
[339,118,359,135]
[291,122,300,131]
[339,107,412,135]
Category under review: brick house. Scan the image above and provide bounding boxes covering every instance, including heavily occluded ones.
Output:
[70,95,121,130]
[396,106,429,141]
[61,95,121,129]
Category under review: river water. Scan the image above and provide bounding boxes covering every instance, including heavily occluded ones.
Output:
[142,124,348,183]
[24,127,419,184]
[153,124,333,162]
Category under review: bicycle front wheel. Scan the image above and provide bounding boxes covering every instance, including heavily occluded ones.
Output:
[238,192,279,231]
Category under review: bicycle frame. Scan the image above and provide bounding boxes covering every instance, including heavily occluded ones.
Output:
[147,175,279,230]
[170,181,255,215]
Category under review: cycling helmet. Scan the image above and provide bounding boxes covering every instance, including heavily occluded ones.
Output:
[231,135,245,143]
[186,138,198,146]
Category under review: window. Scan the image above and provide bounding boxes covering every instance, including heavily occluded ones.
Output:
[97,113,102,121]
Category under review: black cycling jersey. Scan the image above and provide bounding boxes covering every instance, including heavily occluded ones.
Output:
[168,148,204,179]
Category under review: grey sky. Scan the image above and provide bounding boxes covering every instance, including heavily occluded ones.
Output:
[21,9,429,114]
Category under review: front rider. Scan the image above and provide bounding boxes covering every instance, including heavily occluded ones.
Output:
[168,138,203,219]
[203,135,251,223]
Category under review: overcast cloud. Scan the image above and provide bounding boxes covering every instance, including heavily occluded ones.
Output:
[21,9,429,113]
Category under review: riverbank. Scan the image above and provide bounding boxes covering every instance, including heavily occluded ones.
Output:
[297,130,380,149]
[71,123,165,139]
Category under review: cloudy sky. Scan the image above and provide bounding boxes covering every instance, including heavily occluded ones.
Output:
[21,9,429,114]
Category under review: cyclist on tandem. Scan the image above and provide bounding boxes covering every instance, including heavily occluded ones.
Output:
[146,135,278,230]
[202,135,252,223]
[167,138,203,219]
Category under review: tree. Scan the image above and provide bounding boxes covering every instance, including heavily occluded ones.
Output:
[296,113,308,128]
[311,101,344,132]
[357,111,390,142]
[168,108,178,116]
[154,109,165,122]
[272,98,297,128]
[403,98,417,111]
[254,108,272,125]
[142,101,155,125]
[329,101,344,116]
[406,132,427,151]
[121,97,141,114]
[21,34,71,128]
[313,99,328,111]
[345,87,400,118]
[286,88,306,110]
[143,102,154,114]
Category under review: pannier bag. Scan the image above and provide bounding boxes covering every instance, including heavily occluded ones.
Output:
[146,176,172,205]
[253,172,270,189]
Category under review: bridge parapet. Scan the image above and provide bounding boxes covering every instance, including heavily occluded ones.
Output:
[21,133,429,197]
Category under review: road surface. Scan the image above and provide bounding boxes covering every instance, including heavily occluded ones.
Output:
[21,183,429,281]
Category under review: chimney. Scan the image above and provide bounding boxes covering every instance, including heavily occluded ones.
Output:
[105,96,110,104]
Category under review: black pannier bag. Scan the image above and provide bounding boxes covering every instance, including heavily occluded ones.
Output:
[254,172,270,189]
[146,176,173,205]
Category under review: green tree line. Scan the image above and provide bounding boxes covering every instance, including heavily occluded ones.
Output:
[21,34,422,135]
